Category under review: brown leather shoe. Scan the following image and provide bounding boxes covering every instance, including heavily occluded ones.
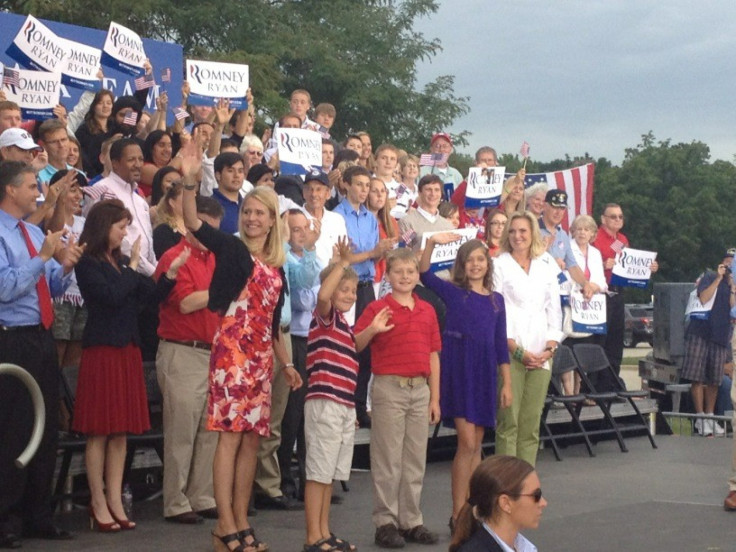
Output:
[165,511,203,524]
[724,490,736,511]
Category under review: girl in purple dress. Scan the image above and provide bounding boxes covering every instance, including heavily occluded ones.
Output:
[419,236,511,530]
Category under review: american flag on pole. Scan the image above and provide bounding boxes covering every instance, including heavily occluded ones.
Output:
[508,163,595,231]
[134,73,155,91]
[610,239,625,254]
[520,141,530,159]
[419,153,449,167]
[122,111,138,126]
[3,67,19,87]
[172,106,189,121]
[160,68,172,83]
[400,227,417,247]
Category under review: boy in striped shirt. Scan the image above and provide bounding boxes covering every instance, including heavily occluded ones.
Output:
[303,237,393,552]
[355,247,442,548]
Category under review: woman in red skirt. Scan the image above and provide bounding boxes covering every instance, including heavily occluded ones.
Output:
[74,199,187,531]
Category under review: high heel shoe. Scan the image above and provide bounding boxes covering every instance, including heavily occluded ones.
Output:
[237,528,269,552]
[212,531,247,552]
[88,504,120,533]
[107,502,136,530]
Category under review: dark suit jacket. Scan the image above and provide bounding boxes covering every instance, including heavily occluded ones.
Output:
[457,528,506,552]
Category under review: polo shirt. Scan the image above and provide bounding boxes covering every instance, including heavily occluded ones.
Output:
[212,188,241,235]
[332,198,378,282]
[593,226,629,284]
[354,293,441,377]
[538,217,578,270]
[306,306,359,407]
[38,162,74,185]
[155,239,219,344]
[418,164,463,188]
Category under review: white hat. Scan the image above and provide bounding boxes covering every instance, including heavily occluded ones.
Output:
[0,128,43,151]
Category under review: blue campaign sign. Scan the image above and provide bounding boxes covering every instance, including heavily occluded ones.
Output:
[0,12,183,125]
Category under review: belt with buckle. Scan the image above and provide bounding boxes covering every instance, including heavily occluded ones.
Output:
[393,375,428,388]
[160,338,211,351]
[0,324,45,332]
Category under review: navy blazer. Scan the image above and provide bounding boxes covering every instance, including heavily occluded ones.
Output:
[457,528,505,552]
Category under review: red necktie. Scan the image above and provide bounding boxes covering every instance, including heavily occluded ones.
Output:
[18,221,54,329]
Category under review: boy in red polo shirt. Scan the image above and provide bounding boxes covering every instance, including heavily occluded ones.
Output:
[355,248,441,548]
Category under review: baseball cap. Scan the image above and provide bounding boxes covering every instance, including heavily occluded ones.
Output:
[0,128,43,151]
[303,168,329,187]
[430,132,453,147]
[545,189,568,208]
[724,248,736,258]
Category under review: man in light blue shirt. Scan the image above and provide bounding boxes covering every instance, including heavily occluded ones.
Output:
[37,119,75,185]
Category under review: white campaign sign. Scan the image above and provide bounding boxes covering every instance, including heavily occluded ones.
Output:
[570,290,607,334]
[465,166,505,208]
[276,127,322,175]
[610,247,657,288]
[186,59,249,108]
[3,68,62,120]
[101,22,146,76]
[685,286,716,321]
[420,228,478,272]
[60,38,101,90]
[6,14,66,73]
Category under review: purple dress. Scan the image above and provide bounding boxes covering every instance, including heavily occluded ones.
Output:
[421,271,510,428]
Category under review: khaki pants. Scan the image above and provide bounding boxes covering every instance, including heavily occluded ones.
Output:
[495,359,551,467]
[255,333,293,498]
[370,375,430,529]
[156,341,217,517]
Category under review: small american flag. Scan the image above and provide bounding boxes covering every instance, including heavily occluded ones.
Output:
[318,125,330,139]
[160,68,171,83]
[400,227,417,247]
[122,111,138,126]
[611,239,625,254]
[172,106,189,121]
[134,73,155,91]
[3,67,20,87]
[520,141,530,159]
[419,153,449,167]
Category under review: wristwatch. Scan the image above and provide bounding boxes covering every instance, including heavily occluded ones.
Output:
[544,345,558,354]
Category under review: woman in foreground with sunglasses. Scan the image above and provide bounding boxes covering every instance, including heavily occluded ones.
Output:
[449,455,547,552]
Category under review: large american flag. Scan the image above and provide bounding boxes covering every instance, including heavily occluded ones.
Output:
[510,163,595,231]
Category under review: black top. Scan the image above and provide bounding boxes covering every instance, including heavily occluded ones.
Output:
[456,528,505,552]
[75,255,175,348]
[192,221,285,336]
[153,224,183,259]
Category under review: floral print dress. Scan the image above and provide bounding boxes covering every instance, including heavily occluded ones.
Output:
[207,257,282,435]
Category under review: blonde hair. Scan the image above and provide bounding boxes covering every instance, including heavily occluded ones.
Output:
[570,214,597,235]
[239,187,286,267]
[385,247,418,273]
[501,176,527,215]
[154,183,183,229]
[500,211,546,259]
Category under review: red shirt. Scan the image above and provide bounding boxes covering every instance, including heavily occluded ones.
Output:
[374,217,399,283]
[155,239,219,343]
[592,226,629,284]
[354,293,441,377]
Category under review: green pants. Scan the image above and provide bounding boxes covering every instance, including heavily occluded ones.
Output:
[495,359,551,466]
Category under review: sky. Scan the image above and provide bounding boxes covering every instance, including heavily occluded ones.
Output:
[413,1,736,165]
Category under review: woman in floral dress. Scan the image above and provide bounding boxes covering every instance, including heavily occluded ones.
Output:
[181,148,302,552]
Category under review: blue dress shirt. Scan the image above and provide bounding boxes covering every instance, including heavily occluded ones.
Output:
[333,198,378,281]
[0,208,70,326]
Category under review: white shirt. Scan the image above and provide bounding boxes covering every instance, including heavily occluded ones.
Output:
[483,523,537,552]
[305,208,348,268]
[82,171,157,276]
[493,251,563,363]
[416,206,438,224]
[569,240,607,291]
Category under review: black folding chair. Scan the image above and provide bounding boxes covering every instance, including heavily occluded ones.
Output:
[572,344,657,452]
[53,365,87,509]
[539,346,596,458]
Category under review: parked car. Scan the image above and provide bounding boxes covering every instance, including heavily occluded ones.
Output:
[624,303,653,347]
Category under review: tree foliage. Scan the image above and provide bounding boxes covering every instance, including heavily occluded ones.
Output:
[0,0,470,153]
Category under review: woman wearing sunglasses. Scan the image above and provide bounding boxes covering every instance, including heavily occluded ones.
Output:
[449,455,547,552]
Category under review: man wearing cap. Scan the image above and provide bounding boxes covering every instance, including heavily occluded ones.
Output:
[593,203,658,388]
[0,128,43,166]
[301,169,347,268]
[418,133,463,196]
[539,189,597,300]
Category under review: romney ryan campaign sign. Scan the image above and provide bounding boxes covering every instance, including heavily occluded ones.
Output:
[186,60,249,109]
[0,12,183,124]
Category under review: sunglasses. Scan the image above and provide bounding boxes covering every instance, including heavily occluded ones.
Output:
[510,488,543,502]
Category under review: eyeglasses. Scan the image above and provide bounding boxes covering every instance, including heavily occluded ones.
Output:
[605,214,624,220]
[246,150,262,156]
[508,488,543,502]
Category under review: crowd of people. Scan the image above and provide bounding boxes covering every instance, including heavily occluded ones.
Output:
[4,52,730,552]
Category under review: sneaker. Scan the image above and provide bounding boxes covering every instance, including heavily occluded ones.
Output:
[702,417,714,437]
[709,415,726,436]
[375,524,405,549]
[694,417,704,435]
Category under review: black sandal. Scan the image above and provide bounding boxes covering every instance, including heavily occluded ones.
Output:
[303,537,337,552]
[237,527,269,552]
[212,531,248,552]
[328,533,357,551]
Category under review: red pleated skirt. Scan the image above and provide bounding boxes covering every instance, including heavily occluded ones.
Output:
[72,344,150,435]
